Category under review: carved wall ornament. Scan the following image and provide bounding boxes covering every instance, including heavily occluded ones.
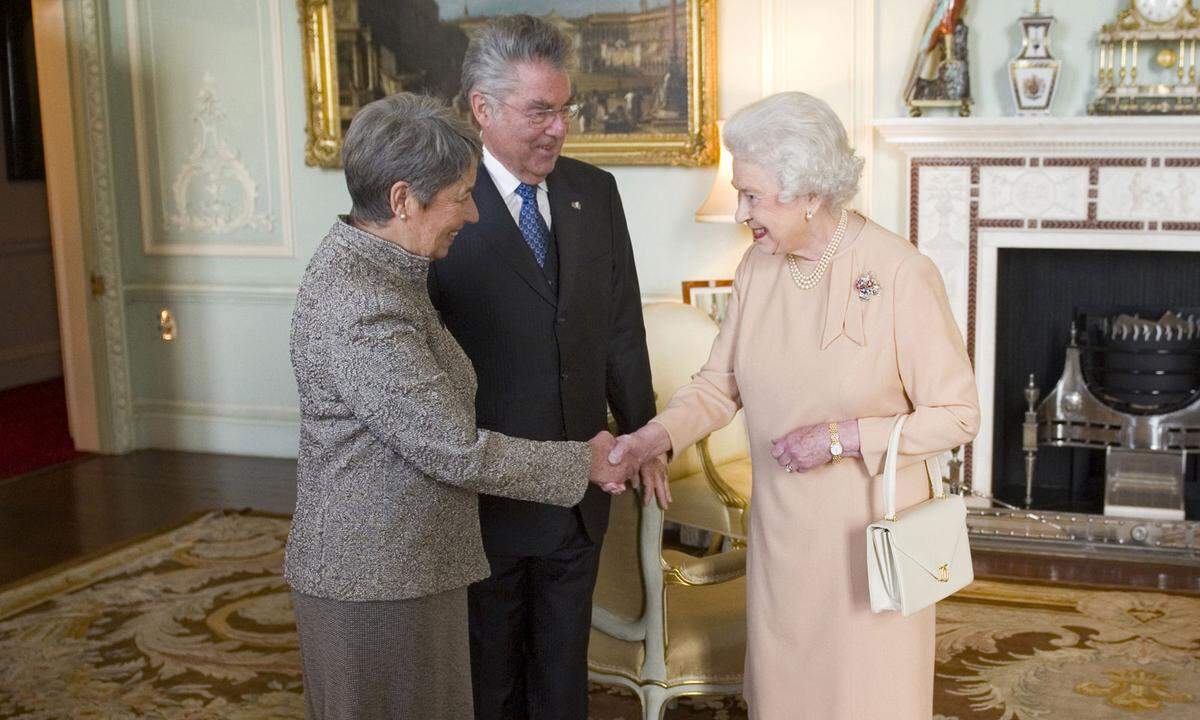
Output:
[167,75,273,235]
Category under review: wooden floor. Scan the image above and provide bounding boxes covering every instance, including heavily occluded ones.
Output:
[0,450,295,588]
[1,450,1198,593]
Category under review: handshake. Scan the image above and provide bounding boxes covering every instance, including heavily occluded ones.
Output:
[585,424,673,509]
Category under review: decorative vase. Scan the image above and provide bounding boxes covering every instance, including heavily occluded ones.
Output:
[1009,3,1061,116]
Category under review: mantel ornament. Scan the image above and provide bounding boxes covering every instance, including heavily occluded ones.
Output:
[905,0,972,117]
[1090,0,1200,115]
[1009,2,1062,115]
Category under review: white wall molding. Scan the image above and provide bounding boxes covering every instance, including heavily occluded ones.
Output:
[874,117,1200,153]
[77,0,135,451]
[134,399,299,457]
[125,0,294,258]
[851,0,874,216]
[124,282,297,305]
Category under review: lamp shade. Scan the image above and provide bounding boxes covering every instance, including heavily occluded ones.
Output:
[694,121,737,223]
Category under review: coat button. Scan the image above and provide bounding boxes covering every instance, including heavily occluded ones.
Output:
[561,371,569,380]
[557,316,565,324]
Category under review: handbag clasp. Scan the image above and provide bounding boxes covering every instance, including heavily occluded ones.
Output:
[937,564,950,582]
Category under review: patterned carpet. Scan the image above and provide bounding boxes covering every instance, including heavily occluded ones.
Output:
[1,511,1197,719]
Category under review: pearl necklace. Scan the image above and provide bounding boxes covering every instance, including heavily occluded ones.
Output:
[785,209,848,291]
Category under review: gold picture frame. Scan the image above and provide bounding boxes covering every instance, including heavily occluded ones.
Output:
[298,0,718,169]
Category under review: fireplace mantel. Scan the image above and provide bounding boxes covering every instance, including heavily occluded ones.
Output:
[873,116,1200,153]
[873,115,1200,503]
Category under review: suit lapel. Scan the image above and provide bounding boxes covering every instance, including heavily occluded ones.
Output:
[473,164,557,308]
[547,169,587,321]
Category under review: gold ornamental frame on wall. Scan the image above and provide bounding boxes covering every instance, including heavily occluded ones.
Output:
[297,0,718,168]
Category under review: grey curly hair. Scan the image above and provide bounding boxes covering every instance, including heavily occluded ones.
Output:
[723,92,864,211]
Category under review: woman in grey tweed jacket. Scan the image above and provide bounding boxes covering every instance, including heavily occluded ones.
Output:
[286,93,633,720]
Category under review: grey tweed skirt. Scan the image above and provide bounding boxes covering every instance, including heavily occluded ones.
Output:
[292,586,472,720]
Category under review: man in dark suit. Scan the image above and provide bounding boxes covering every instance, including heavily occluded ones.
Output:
[427,14,659,720]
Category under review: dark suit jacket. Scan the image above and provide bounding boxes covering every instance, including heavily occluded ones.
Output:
[428,156,656,556]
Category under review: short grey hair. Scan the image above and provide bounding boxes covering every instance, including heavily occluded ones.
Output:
[342,92,481,223]
[461,14,571,102]
[723,92,864,210]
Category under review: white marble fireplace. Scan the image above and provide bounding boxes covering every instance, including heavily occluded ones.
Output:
[874,117,1200,502]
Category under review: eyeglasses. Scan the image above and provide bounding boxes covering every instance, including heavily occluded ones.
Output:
[485,94,582,128]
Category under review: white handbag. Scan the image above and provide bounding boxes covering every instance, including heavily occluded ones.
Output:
[866,415,973,616]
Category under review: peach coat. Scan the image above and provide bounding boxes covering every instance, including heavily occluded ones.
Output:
[653,216,980,719]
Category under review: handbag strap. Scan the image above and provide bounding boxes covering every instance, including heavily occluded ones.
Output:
[882,415,945,521]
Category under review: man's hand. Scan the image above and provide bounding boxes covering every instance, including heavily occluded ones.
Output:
[587,431,635,493]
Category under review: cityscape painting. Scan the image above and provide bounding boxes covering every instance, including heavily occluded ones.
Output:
[300,0,717,166]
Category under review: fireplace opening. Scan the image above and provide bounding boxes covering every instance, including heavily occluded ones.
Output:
[993,248,1200,519]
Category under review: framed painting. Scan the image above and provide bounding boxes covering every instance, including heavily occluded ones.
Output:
[682,278,732,326]
[298,0,717,168]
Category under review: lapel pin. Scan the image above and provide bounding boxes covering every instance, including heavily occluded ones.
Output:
[570,200,582,210]
[854,272,881,302]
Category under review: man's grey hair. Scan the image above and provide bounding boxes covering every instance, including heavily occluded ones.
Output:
[342,92,481,223]
[461,14,571,102]
[723,92,864,211]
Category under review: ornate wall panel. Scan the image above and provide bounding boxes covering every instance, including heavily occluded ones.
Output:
[913,165,971,336]
[125,0,293,256]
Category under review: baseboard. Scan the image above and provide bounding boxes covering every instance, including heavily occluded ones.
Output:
[133,400,299,458]
[0,341,62,391]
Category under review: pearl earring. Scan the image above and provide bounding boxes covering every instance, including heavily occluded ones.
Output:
[399,213,407,221]
[804,209,814,221]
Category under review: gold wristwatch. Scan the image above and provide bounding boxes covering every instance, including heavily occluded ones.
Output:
[828,422,844,462]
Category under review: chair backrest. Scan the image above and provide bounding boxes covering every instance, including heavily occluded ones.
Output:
[642,302,748,479]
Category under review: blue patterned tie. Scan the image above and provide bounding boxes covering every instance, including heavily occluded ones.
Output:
[514,182,550,267]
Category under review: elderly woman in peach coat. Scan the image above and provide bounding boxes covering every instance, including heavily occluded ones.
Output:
[611,92,980,718]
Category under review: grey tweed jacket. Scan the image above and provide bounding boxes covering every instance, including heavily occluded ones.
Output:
[285,219,591,602]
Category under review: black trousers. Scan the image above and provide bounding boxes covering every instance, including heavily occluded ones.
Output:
[468,512,602,720]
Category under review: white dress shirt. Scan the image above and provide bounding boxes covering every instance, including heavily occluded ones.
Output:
[482,146,552,231]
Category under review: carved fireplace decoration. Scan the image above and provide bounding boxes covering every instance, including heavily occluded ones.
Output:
[1024,311,1200,521]
[875,117,1200,560]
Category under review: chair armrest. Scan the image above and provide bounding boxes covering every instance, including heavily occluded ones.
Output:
[697,437,749,511]
[662,548,747,587]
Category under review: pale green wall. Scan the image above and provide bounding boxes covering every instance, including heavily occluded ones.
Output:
[89,0,1141,457]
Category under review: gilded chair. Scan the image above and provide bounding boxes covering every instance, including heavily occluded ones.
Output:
[589,485,747,719]
[642,302,752,544]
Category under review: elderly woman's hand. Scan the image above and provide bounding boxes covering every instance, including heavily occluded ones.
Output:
[634,454,671,509]
[770,420,861,473]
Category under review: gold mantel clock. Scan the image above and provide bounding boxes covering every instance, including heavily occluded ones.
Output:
[1090,0,1200,114]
